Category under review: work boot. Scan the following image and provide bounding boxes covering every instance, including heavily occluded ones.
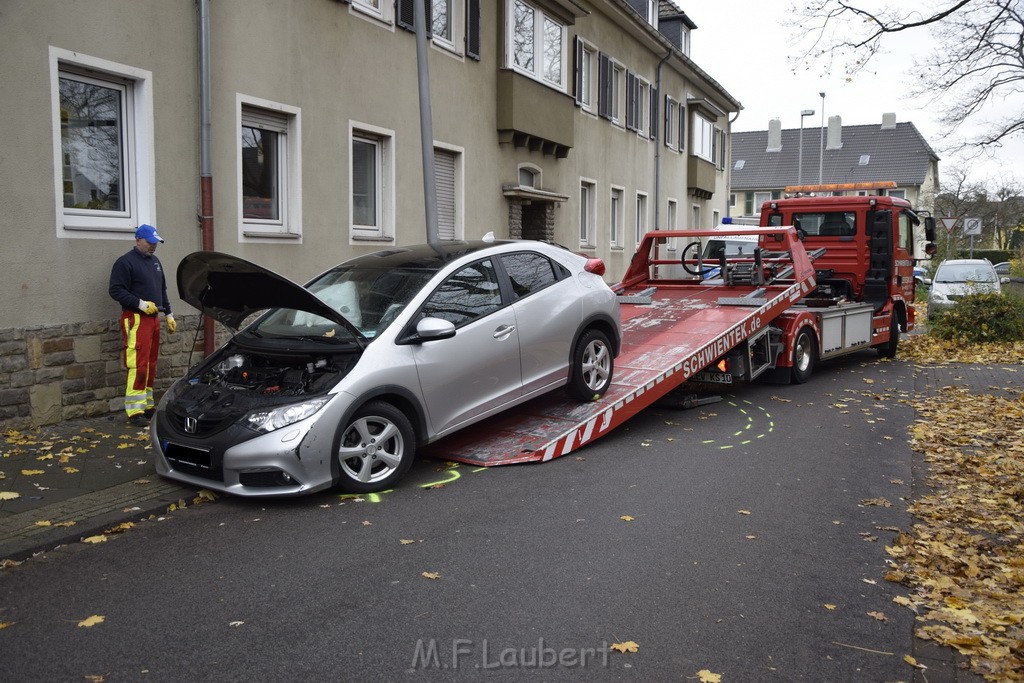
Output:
[127,414,150,428]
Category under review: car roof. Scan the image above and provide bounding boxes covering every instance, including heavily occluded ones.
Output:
[339,240,518,272]
[938,259,993,267]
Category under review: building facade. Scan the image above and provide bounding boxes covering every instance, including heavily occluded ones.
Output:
[729,114,940,220]
[0,0,738,429]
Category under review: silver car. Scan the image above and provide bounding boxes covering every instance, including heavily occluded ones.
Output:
[151,240,621,497]
[927,258,1001,319]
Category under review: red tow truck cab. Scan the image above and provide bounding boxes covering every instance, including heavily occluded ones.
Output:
[754,184,937,379]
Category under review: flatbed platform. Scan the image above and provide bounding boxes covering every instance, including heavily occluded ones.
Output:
[426,227,816,466]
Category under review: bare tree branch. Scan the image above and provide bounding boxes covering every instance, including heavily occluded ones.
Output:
[787,1,1024,154]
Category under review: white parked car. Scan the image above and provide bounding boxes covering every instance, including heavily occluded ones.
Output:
[926,259,1001,319]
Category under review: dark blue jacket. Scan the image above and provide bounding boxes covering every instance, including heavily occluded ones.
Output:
[109,247,171,315]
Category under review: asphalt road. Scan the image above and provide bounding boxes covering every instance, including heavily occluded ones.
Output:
[0,352,948,681]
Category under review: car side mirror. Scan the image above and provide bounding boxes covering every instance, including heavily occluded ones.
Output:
[1001,276,1010,285]
[415,317,456,341]
[396,316,457,345]
[924,278,932,285]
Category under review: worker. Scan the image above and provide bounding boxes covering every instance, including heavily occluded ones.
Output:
[108,224,176,427]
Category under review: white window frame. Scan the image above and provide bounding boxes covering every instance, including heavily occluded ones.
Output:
[887,189,906,199]
[349,121,395,242]
[610,185,624,248]
[431,0,463,52]
[691,204,701,230]
[579,41,597,114]
[237,95,302,240]
[50,47,155,238]
[713,210,720,227]
[753,191,772,213]
[635,191,648,246]
[507,0,567,90]
[611,62,625,126]
[693,112,715,162]
[518,163,542,188]
[434,141,464,240]
[579,178,596,248]
[352,0,392,23]
[664,96,676,150]
[666,198,678,251]
[637,79,650,138]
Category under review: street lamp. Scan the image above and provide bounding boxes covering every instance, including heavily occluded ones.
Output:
[818,92,826,185]
[798,109,815,185]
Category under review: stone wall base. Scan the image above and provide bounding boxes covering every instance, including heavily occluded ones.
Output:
[0,314,213,430]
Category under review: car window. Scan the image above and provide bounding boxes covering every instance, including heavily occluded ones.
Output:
[420,259,502,327]
[500,252,562,299]
[934,264,997,283]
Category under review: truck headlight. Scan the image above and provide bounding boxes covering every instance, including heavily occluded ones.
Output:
[246,397,330,434]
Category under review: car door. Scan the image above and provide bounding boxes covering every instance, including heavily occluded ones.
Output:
[500,251,580,395]
[411,258,523,435]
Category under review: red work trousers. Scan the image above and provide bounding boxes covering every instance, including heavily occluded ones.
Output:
[120,312,161,417]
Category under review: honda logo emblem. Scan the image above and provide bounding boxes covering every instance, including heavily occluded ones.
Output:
[185,416,198,434]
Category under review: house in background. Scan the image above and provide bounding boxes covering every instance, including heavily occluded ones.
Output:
[0,0,739,429]
[729,113,939,219]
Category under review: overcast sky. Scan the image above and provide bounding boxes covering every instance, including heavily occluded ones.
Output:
[687,1,1023,187]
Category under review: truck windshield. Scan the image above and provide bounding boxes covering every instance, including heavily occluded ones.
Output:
[792,212,857,236]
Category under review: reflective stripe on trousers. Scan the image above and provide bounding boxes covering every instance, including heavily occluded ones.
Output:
[120,311,160,417]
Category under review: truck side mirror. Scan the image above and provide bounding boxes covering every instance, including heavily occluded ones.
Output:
[924,216,936,243]
[925,243,937,256]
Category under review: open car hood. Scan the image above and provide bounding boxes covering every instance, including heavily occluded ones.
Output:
[177,251,365,339]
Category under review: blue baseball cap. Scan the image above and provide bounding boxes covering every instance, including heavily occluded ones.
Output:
[135,224,164,244]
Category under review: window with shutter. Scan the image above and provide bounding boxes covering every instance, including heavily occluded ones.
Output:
[625,72,637,132]
[396,0,431,34]
[678,104,686,151]
[434,148,458,240]
[240,99,301,237]
[350,123,395,240]
[649,86,658,140]
[664,96,675,149]
[466,0,481,60]
[597,53,612,120]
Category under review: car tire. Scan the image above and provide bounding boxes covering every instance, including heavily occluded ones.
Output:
[335,400,415,493]
[568,328,614,401]
[877,308,902,358]
[791,327,817,384]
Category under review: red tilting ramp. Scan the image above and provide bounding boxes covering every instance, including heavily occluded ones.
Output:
[425,227,815,467]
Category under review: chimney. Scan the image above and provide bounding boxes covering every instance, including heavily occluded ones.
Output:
[881,112,897,129]
[766,118,782,152]
[826,115,843,150]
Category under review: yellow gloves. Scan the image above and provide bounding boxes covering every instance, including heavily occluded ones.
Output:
[139,300,159,315]
[166,314,177,334]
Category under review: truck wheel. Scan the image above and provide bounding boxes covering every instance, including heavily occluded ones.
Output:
[335,401,415,493]
[568,329,614,401]
[791,327,817,384]
[877,309,902,358]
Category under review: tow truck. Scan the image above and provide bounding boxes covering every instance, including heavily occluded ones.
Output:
[429,182,935,468]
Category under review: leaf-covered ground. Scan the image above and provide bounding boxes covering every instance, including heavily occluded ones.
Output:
[888,335,1024,681]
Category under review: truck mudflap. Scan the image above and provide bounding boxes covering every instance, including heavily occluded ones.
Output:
[425,227,815,467]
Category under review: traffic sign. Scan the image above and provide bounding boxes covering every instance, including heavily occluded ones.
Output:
[940,217,957,234]
[964,217,982,236]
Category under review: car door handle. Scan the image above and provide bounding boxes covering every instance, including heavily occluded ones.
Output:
[493,325,516,339]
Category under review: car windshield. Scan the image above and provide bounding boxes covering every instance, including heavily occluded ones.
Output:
[934,264,997,283]
[252,266,435,341]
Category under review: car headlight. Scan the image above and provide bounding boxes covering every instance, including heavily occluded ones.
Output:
[246,397,331,434]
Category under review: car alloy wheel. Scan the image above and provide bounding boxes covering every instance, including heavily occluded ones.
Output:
[568,329,614,401]
[336,400,415,492]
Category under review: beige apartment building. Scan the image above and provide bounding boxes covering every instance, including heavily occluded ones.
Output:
[0,0,739,429]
